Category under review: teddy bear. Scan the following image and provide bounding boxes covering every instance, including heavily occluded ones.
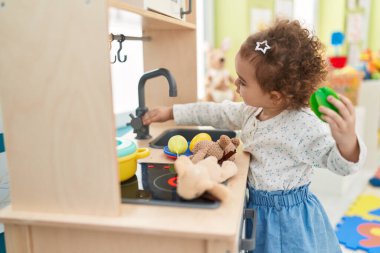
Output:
[174,155,238,201]
[190,135,240,164]
[204,38,238,102]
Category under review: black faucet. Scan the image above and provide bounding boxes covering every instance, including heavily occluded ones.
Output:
[129,68,177,139]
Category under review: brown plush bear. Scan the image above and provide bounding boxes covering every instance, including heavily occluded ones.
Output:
[190,135,240,164]
[174,156,238,201]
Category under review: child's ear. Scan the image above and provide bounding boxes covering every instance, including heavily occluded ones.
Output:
[269,91,283,105]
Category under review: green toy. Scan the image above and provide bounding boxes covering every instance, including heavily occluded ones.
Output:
[310,86,340,121]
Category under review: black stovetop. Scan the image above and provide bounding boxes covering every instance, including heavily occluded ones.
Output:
[120,162,220,209]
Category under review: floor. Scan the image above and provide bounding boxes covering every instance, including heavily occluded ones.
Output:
[314,167,379,253]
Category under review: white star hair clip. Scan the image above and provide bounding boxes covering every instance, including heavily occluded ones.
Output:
[255,40,271,54]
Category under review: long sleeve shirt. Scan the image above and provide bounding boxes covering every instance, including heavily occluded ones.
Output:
[173,101,367,191]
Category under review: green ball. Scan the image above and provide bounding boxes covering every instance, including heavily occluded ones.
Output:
[168,135,188,154]
[310,86,339,121]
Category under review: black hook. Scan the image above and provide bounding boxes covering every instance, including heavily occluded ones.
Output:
[116,34,127,63]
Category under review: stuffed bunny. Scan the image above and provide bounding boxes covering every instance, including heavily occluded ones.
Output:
[174,156,238,201]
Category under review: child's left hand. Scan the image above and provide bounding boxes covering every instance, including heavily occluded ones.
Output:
[318,94,360,162]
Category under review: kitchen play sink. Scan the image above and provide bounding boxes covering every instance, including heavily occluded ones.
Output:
[149,128,237,149]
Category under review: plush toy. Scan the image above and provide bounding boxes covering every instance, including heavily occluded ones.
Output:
[174,156,238,201]
[190,135,240,164]
[205,38,237,102]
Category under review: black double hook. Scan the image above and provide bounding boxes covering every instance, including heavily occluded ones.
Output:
[110,33,151,64]
[111,34,127,64]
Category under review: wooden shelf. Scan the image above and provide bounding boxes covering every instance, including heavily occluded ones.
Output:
[108,0,196,30]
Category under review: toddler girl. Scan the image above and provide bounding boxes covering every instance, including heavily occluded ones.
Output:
[142,19,366,253]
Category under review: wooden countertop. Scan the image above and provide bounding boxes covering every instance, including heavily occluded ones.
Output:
[0,122,250,242]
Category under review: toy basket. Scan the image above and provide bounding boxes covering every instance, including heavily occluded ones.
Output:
[325,67,363,105]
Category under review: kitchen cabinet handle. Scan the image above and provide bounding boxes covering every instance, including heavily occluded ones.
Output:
[180,0,192,19]
[239,208,256,252]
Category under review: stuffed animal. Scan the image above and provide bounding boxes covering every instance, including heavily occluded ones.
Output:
[174,156,238,201]
[190,135,240,164]
[204,38,237,102]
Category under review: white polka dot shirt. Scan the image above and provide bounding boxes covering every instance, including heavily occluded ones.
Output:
[173,101,367,191]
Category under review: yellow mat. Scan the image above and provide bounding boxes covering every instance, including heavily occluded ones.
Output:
[345,195,380,222]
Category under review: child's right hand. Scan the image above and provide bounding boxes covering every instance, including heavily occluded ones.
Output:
[142,106,173,125]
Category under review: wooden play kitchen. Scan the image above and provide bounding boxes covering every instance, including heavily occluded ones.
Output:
[0,1,252,252]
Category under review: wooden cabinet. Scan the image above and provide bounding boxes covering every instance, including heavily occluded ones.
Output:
[0,1,249,252]
[109,0,198,108]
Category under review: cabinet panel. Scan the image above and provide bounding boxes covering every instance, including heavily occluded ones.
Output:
[0,0,120,215]
[4,224,32,253]
[31,226,206,253]
[143,30,197,107]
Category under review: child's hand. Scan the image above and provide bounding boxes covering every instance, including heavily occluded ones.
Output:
[142,106,173,125]
[318,94,360,162]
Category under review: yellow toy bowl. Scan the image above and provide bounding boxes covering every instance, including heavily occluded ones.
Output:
[118,147,150,182]
[116,137,150,182]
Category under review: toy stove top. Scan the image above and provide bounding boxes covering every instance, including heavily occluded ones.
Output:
[121,162,220,209]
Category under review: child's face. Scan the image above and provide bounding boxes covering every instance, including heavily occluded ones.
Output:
[234,53,272,108]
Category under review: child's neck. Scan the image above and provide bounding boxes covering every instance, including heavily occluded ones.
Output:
[258,107,285,121]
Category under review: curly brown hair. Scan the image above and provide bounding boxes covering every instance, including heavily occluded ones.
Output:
[238,19,328,110]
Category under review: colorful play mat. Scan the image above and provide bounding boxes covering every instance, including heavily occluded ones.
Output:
[336,195,380,252]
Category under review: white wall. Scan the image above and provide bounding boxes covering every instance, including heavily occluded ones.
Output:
[109,8,144,126]
[197,0,215,100]
[292,0,318,32]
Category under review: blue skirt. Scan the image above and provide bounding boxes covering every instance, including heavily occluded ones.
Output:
[245,184,342,253]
